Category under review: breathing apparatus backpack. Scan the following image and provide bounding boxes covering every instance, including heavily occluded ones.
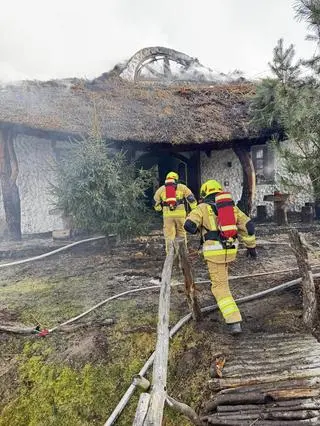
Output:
[209,192,237,247]
[164,178,178,210]
[216,192,237,241]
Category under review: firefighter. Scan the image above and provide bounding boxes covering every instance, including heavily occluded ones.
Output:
[184,179,257,334]
[153,171,197,252]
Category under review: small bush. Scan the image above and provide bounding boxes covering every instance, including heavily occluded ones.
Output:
[52,138,153,239]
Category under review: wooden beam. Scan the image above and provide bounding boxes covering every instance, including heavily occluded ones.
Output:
[204,411,320,423]
[133,393,151,426]
[143,242,175,426]
[233,145,256,216]
[209,368,320,391]
[0,122,80,142]
[204,388,320,413]
[288,229,318,329]
[175,238,202,321]
[0,129,21,240]
[216,398,320,413]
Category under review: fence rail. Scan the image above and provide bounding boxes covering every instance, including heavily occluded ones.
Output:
[133,238,202,426]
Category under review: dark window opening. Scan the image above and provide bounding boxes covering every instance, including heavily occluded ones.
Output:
[252,145,275,184]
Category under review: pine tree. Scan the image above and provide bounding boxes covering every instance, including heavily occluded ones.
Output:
[51,137,153,239]
[268,39,300,84]
[294,0,320,73]
[250,1,320,209]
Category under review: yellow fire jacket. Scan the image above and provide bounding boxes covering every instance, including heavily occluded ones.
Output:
[153,183,197,218]
[185,202,256,263]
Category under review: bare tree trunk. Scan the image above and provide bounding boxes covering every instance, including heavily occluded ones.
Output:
[288,229,318,329]
[0,129,21,240]
[233,145,256,216]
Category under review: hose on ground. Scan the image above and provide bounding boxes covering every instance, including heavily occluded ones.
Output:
[104,272,320,426]
[0,238,291,270]
[2,265,320,335]
[0,236,106,269]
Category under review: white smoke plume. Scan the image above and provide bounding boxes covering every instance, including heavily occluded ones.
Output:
[0,0,315,83]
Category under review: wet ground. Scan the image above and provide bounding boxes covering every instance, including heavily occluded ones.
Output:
[0,227,319,425]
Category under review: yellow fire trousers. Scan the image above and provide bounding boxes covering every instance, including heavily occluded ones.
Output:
[163,216,186,253]
[206,259,242,324]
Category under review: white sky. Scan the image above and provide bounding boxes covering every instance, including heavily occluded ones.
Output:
[0,0,316,81]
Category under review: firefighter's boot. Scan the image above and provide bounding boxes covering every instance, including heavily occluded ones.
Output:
[227,322,242,335]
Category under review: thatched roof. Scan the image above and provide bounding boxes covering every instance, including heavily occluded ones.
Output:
[0,75,266,145]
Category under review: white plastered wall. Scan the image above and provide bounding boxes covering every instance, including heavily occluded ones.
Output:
[0,135,65,234]
[200,141,313,217]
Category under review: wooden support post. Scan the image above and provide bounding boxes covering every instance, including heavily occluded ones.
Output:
[133,393,150,426]
[233,145,256,216]
[175,238,202,322]
[0,128,21,240]
[274,200,288,226]
[288,229,318,329]
[143,242,175,426]
[301,205,314,224]
[256,205,267,222]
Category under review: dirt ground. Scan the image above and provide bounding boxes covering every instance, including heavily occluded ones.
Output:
[0,227,319,425]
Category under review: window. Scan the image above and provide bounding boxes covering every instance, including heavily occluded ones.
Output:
[252,145,275,184]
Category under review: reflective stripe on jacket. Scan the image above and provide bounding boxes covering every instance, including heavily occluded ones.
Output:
[185,202,256,263]
[153,183,197,218]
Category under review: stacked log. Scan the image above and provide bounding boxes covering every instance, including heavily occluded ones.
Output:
[202,333,320,425]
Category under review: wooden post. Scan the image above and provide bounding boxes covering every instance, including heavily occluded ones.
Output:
[233,145,256,216]
[133,393,150,426]
[176,238,202,321]
[274,199,288,226]
[301,205,314,224]
[256,205,267,222]
[288,229,318,329]
[0,128,21,240]
[143,242,175,426]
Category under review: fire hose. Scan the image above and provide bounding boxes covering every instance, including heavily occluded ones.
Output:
[0,236,106,269]
[1,266,319,335]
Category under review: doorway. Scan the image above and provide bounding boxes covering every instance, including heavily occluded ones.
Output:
[136,151,200,205]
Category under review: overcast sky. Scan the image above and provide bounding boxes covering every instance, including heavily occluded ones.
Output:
[0,0,316,81]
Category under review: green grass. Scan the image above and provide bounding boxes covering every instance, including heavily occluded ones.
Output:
[0,304,158,426]
[0,271,211,426]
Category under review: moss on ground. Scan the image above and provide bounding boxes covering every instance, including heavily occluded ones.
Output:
[0,248,213,426]
[0,277,92,328]
[0,301,160,426]
[0,287,210,426]
[0,232,309,425]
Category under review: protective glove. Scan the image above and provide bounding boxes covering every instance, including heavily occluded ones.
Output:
[246,247,257,259]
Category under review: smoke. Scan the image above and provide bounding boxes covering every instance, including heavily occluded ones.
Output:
[0,62,30,82]
[130,58,245,83]
[0,0,316,82]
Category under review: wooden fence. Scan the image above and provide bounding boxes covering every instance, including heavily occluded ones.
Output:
[133,238,203,426]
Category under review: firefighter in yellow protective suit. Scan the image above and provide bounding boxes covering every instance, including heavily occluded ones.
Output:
[153,172,197,252]
[184,179,257,334]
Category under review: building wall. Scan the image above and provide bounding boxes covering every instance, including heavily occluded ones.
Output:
[0,137,313,235]
[200,149,243,201]
[200,141,312,217]
[0,135,65,234]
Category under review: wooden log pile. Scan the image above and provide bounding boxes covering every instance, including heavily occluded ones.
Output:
[202,333,320,425]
